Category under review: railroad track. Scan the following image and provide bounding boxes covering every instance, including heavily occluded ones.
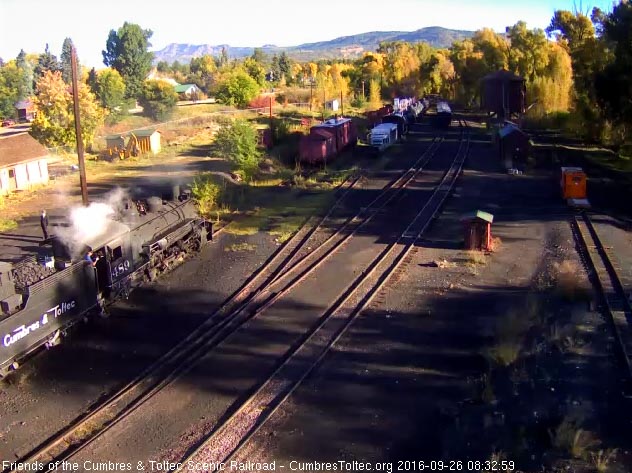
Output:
[7,134,445,470]
[177,120,470,468]
[571,211,632,396]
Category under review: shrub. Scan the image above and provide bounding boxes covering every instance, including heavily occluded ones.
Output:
[271,118,291,142]
[191,175,221,217]
[139,80,178,121]
[351,93,367,108]
[249,95,275,109]
[216,71,260,108]
[549,416,600,459]
[214,119,261,181]
[591,449,618,473]
[277,87,310,104]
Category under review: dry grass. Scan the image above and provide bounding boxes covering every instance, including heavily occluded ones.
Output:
[223,219,262,236]
[487,341,523,367]
[553,259,591,301]
[224,242,257,252]
[480,373,495,404]
[269,227,295,244]
[590,448,618,473]
[250,178,285,187]
[549,415,600,459]
[483,452,508,473]
[465,250,487,266]
[0,218,18,232]
[491,236,503,251]
[487,297,540,367]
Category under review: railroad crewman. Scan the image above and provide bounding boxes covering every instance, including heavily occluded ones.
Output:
[83,248,100,267]
[40,210,49,240]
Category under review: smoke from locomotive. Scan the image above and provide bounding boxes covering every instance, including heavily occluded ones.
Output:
[55,187,130,257]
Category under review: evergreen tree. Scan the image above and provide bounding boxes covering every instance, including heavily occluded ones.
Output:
[60,38,76,84]
[35,44,60,83]
[251,48,267,65]
[220,47,229,67]
[87,67,98,94]
[16,49,33,100]
[278,52,291,83]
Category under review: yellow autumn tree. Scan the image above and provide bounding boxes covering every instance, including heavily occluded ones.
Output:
[31,70,105,148]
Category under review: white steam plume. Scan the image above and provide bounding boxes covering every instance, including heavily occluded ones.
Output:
[54,187,130,257]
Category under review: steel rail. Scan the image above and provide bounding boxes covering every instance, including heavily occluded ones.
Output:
[571,211,632,395]
[9,135,442,470]
[178,121,470,468]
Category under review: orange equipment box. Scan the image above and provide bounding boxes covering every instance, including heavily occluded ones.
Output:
[560,167,587,199]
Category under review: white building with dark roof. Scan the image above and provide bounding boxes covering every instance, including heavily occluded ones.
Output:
[0,133,50,195]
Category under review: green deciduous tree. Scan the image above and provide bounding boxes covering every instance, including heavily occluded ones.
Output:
[102,22,154,100]
[378,41,421,95]
[138,79,177,121]
[94,68,127,121]
[188,55,217,93]
[214,119,261,181]
[368,78,381,107]
[548,8,611,140]
[30,70,105,148]
[507,22,550,82]
[0,62,23,119]
[594,3,632,125]
[216,70,260,107]
[243,57,266,86]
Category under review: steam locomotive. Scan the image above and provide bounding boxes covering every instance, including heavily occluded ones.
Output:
[0,188,212,376]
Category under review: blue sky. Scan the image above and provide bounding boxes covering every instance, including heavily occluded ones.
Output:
[0,0,615,68]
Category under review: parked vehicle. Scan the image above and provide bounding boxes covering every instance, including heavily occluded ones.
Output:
[1,119,15,127]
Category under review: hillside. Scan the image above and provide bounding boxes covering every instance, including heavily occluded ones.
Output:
[153,26,474,63]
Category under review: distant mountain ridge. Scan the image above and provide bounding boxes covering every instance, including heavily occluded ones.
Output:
[152,26,474,63]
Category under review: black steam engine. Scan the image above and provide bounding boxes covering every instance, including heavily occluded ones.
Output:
[0,189,212,376]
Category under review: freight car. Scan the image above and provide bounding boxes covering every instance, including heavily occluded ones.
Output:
[0,190,212,376]
[365,105,394,128]
[382,112,409,137]
[433,101,452,129]
[298,117,358,165]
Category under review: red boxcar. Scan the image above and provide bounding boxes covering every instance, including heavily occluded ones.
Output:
[299,118,357,165]
[299,128,336,165]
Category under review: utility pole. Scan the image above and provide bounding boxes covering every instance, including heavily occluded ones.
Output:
[71,46,88,206]
[340,90,343,117]
[269,96,274,145]
[362,80,365,99]
[309,77,313,112]
[322,90,325,122]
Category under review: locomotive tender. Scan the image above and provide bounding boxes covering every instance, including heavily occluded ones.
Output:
[0,190,212,376]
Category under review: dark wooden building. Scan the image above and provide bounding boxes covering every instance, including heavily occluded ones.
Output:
[14,100,36,122]
[480,70,526,121]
